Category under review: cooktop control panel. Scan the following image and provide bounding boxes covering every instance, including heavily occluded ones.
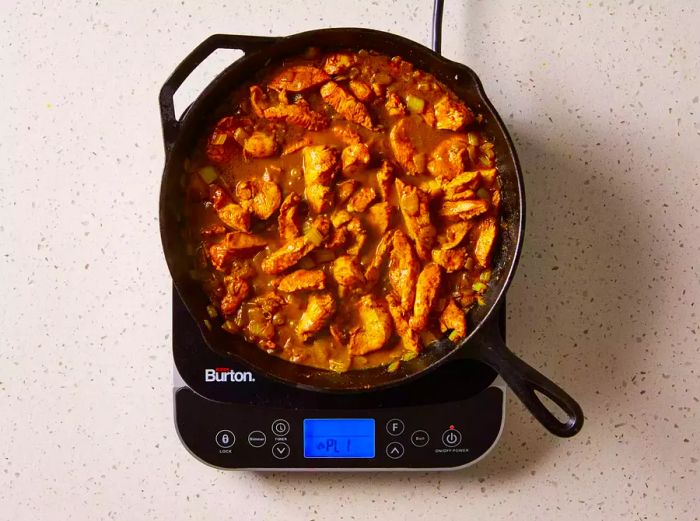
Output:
[175,385,504,469]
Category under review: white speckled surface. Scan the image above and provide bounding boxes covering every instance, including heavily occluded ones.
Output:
[1,0,699,519]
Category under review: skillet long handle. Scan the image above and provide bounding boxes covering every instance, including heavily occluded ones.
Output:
[158,34,277,153]
[474,323,584,437]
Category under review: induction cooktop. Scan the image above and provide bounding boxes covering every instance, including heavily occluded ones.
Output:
[173,290,506,470]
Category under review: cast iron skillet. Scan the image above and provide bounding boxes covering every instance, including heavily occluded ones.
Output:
[158,28,584,437]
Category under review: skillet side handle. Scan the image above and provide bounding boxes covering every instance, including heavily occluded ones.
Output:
[474,324,584,438]
[158,34,277,154]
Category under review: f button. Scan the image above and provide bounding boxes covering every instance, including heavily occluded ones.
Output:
[386,419,405,436]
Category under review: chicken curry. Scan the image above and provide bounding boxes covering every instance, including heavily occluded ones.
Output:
[183,48,500,373]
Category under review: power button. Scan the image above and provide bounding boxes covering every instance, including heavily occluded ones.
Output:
[441,428,462,447]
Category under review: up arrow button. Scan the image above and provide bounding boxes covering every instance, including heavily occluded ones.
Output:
[385,442,405,459]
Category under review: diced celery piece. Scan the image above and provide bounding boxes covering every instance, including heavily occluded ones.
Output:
[472,281,487,293]
[406,94,425,113]
[198,166,219,184]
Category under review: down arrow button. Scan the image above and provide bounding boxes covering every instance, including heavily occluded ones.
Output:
[272,442,290,459]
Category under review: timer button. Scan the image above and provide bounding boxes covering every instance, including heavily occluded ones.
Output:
[442,428,462,447]
[386,442,405,459]
[271,419,290,436]
[272,442,290,459]
[410,430,430,447]
[386,418,405,436]
[248,430,267,448]
[215,430,235,448]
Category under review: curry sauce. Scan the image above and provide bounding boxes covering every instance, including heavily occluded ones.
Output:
[183,49,500,372]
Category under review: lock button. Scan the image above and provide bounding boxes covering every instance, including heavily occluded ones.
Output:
[215,429,236,448]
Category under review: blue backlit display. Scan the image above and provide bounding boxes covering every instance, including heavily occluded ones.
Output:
[303,419,375,458]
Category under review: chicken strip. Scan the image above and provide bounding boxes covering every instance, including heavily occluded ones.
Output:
[433,95,474,131]
[341,143,370,172]
[261,216,330,274]
[347,187,376,213]
[331,209,352,228]
[281,136,312,156]
[276,269,327,293]
[323,52,358,75]
[349,79,373,102]
[427,135,469,179]
[278,192,302,241]
[205,116,249,164]
[438,199,490,221]
[331,255,365,290]
[439,297,467,340]
[302,145,339,213]
[349,295,393,355]
[209,184,231,209]
[409,263,443,330]
[331,125,362,145]
[325,226,349,250]
[263,100,329,131]
[388,230,419,313]
[472,216,498,268]
[443,171,481,199]
[320,81,373,130]
[389,118,424,175]
[220,275,250,316]
[268,65,330,92]
[336,179,359,205]
[297,292,336,341]
[431,247,467,273]
[200,224,227,238]
[365,201,394,236]
[376,160,394,200]
[303,145,339,184]
[209,232,267,270]
[364,229,395,284]
[385,92,407,117]
[305,184,334,214]
[217,202,251,232]
[235,178,282,220]
[386,293,421,352]
[243,131,277,158]
[249,85,268,118]
[345,217,367,256]
[395,179,436,260]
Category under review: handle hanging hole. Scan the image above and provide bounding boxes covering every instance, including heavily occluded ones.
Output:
[172,49,245,120]
[534,389,572,424]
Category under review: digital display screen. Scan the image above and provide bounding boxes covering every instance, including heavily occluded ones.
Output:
[303,419,375,458]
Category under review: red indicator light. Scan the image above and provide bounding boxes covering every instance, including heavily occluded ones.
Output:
[449,425,455,430]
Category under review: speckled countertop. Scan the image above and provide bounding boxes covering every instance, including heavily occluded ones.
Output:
[1,0,698,519]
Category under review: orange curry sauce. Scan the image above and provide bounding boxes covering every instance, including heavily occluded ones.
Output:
[184,49,500,372]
